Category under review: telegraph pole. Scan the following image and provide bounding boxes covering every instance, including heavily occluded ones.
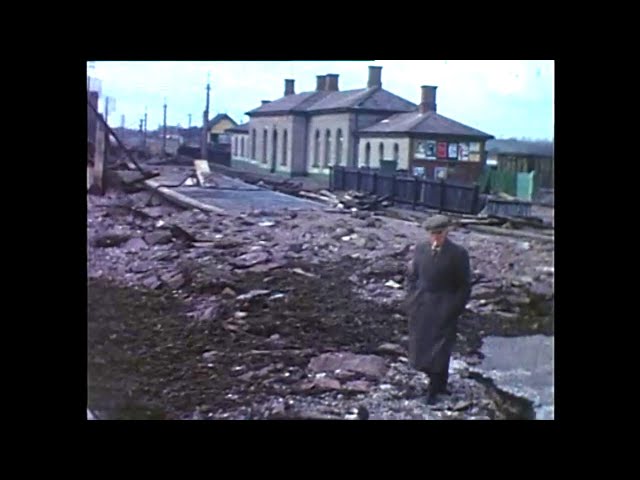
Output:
[143,107,148,149]
[201,73,211,160]
[163,98,167,155]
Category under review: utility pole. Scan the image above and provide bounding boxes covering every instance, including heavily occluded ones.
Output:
[163,98,168,155]
[201,73,211,160]
[104,97,115,125]
[143,107,148,149]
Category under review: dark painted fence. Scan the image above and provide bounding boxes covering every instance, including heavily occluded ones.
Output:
[330,166,481,214]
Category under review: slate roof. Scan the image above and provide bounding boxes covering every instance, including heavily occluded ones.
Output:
[359,110,493,139]
[247,88,416,116]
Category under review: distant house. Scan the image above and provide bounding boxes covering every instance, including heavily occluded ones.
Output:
[226,122,249,160]
[486,139,554,189]
[208,114,237,144]
[227,65,493,183]
[179,126,202,147]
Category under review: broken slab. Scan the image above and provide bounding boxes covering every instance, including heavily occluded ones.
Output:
[300,377,342,391]
[236,290,271,302]
[122,237,148,252]
[343,380,372,393]
[194,160,211,187]
[144,231,173,245]
[161,272,186,290]
[142,275,162,290]
[308,352,388,379]
[230,251,270,268]
[92,232,131,248]
[144,179,227,215]
[377,343,405,356]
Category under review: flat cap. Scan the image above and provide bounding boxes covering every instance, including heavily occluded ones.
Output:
[423,214,450,231]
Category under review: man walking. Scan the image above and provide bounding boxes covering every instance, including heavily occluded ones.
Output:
[405,215,471,405]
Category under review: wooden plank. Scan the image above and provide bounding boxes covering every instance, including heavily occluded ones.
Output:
[465,224,554,242]
[144,179,227,215]
[298,191,338,205]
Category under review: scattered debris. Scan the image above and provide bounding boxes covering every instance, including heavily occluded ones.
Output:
[384,280,402,289]
[230,252,270,269]
[88,165,553,420]
[144,231,173,245]
[291,268,317,278]
[377,343,405,356]
[93,233,131,248]
[122,237,148,252]
[308,352,388,379]
[300,190,391,212]
[236,290,271,302]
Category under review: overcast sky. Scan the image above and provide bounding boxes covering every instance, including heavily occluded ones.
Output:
[89,60,554,140]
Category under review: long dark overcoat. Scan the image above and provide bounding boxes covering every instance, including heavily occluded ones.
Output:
[405,238,471,373]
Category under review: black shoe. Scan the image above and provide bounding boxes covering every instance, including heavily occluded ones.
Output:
[425,391,441,405]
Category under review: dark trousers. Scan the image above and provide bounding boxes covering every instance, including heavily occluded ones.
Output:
[427,371,449,393]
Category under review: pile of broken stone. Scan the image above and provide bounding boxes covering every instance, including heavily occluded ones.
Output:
[88,188,553,420]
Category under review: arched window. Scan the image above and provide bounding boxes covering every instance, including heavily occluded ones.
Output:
[335,129,343,166]
[251,129,256,159]
[262,128,268,164]
[353,139,360,167]
[272,129,278,166]
[324,129,331,168]
[364,142,371,167]
[393,143,399,162]
[313,130,320,167]
[379,142,384,162]
[282,130,288,166]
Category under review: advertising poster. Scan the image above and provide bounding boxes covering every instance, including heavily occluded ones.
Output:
[448,143,458,159]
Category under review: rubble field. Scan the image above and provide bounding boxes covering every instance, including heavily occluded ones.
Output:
[88,173,553,420]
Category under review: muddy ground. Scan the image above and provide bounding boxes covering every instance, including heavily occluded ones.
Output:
[87,170,554,420]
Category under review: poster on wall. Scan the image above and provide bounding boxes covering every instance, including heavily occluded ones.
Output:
[415,141,437,159]
[425,141,436,158]
[413,166,425,177]
[437,142,447,158]
[448,143,458,159]
[434,167,448,180]
[469,153,481,162]
[458,142,469,161]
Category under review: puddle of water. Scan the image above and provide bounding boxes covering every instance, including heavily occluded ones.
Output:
[473,335,554,420]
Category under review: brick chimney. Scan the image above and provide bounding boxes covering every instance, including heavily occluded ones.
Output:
[367,66,382,88]
[419,86,437,113]
[316,75,326,91]
[284,79,295,96]
[326,74,339,91]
